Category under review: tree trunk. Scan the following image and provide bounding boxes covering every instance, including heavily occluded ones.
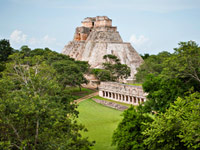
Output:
[79,85,82,91]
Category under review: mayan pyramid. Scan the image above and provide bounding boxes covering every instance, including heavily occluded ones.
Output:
[62,16,143,79]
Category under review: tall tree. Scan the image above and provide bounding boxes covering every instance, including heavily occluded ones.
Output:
[0,39,14,75]
[163,41,200,86]
[91,68,114,81]
[103,54,130,81]
[140,53,150,60]
[52,60,88,91]
[0,39,14,62]
[0,53,93,150]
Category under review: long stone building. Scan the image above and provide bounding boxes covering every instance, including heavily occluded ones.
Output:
[62,16,143,79]
[99,82,147,105]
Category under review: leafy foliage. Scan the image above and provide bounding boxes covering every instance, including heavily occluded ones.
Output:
[143,92,200,150]
[140,41,200,113]
[142,74,189,113]
[140,53,150,60]
[136,51,171,83]
[112,106,153,150]
[11,46,89,91]
[0,47,93,149]
[91,68,114,81]
[53,60,88,90]
[92,54,130,82]
[103,54,130,80]
[0,39,14,62]
[113,41,200,150]
[163,41,200,87]
[0,39,14,75]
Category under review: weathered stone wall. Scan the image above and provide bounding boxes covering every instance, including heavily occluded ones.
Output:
[94,26,117,32]
[92,98,128,111]
[81,16,112,28]
[95,20,112,27]
[99,82,147,105]
[82,22,93,28]
[81,17,95,28]
[73,27,91,41]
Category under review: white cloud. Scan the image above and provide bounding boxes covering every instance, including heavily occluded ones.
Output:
[28,35,56,46]
[9,29,58,51]
[129,34,149,46]
[42,35,56,44]
[10,30,27,43]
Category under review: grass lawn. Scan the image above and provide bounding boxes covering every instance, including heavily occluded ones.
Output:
[126,83,142,86]
[77,99,123,150]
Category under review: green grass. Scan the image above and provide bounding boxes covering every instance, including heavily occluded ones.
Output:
[77,99,123,150]
[66,87,95,99]
[126,83,142,86]
[92,95,131,107]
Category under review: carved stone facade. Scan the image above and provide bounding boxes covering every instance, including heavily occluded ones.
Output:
[62,16,143,79]
[99,82,147,105]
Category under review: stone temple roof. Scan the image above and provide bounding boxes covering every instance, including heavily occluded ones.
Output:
[82,16,111,23]
[96,16,111,21]
[82,17,96,22]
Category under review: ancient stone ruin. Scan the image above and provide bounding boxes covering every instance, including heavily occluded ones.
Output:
[92,98,128,111]
[62,16,143,79]
[99,82,147,105]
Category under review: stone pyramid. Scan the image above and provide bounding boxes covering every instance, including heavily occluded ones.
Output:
[62,16,143,79]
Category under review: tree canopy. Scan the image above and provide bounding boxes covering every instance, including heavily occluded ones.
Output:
[112,106,153,150]
[136,51,171,83]
[138,41,200,113]
[0,39,14,75]
[113,41,200,150]
[143,92,200,150]
[92,54,131,82]
[0,42,93,149]
[0,39,14,62]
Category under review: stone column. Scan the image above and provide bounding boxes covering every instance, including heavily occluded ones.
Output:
[127,95,131,104]
[130,96,132,104]
[116,93,118,100]
[126,95,129,104]
[133,97,136,104]
[99,90,103,97]
[113,93,115,99]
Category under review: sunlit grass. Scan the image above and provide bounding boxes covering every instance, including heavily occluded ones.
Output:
[77,99,123,150]
[126,83,142,86]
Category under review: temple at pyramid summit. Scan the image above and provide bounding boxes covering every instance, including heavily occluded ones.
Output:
[62,16,143,79]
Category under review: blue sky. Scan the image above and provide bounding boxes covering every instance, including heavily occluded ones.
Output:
[1,0,200,54]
